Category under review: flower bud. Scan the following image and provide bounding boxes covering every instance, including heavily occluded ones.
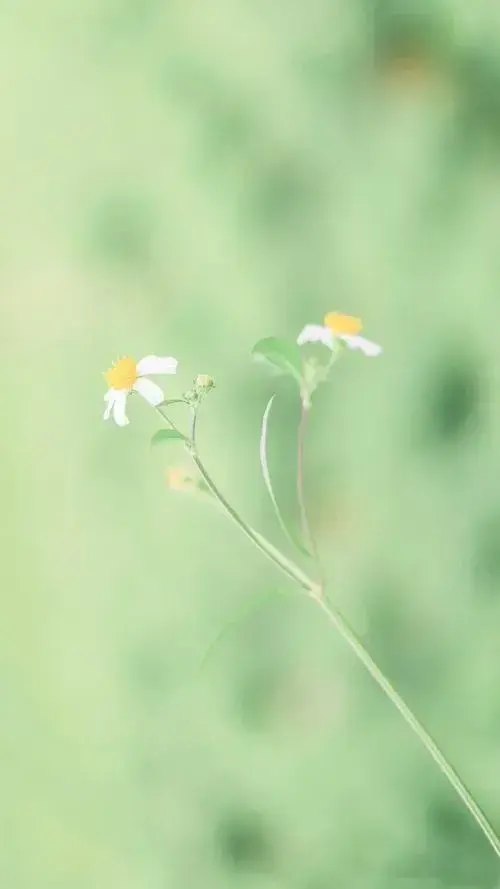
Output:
[165,467,193,492]
[195,374,215,392]
[165,466,213,499]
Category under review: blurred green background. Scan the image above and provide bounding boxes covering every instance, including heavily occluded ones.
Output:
[4,1,500,886]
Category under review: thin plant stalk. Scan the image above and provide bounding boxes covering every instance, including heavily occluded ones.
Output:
[294,394,500,859]
[156,402,500,862]
[297,401,325,593]
[314,593,500,859]
[156,404,316,591]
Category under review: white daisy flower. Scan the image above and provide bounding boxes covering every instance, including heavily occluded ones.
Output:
[297,312,382,357]
[103,355,178,426]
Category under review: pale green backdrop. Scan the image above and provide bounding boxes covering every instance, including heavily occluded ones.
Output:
[3,1,500,887]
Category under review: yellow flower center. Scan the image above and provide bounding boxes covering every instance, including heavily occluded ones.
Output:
[104,356,137,390]
[324,312,362,336]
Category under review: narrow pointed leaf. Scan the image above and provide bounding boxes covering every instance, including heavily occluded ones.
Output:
[159,398,189,407]
[151,429,187,447]
[260,394,311,557]
[251,337,304,385]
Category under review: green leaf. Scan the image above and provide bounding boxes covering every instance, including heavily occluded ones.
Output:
[259,394,311,558]
[251,337,304,385]
[159,398,189,407]
[151,429,187,447]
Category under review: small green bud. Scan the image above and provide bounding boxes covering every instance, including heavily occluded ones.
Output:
[165,466,212,498]
[194,374,215,392]
[165,467,194,491]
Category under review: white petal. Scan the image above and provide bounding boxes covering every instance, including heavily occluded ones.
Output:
[112,390,130,426]
[342,335,382,357]
[103,389,117,420]
[297,324,334,348]
[133,376,164,406]
[136,355,178,376]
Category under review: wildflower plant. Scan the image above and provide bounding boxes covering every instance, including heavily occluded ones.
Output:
[104,313,500,863]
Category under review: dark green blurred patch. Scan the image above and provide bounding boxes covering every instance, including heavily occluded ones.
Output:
[201,100,257,168]
[368,0,449,62]
[368,0,500,157]
[451,51,500,157]
[161,61,260,170]
[247,156,320,240]
[364,576,446,701]
[415,350,483,448]
[214,808,275,873]
[234,649,289,731]
[472,511,500,595]
[410,795,499,887]
[85,192,158,268]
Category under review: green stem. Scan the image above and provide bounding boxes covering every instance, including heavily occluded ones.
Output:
[297,402,325,592]
[190,404,199,443]
[156,403,500,861]
[161,398,190,407]
[313,593,500,859]
[157,403,318,592]
[294,397,499,855]
[156,405,185,436]
[190,451,317,592]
